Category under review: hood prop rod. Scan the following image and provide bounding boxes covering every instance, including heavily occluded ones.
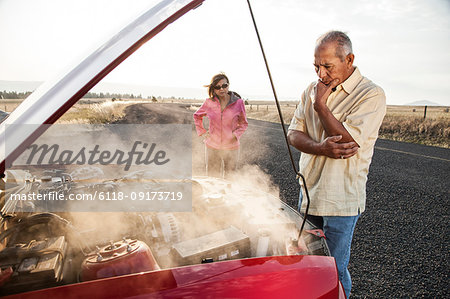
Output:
[246,0,310,240]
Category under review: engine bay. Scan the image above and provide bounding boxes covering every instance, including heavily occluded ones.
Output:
[0,168,329,295]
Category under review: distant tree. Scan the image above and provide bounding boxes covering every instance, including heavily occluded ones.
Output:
[0,90,31,99]
[80,91,164,100]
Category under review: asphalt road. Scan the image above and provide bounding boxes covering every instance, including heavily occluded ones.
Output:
[121,103,449,298]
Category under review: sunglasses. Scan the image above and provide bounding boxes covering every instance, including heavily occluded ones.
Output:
[214,83,229,90]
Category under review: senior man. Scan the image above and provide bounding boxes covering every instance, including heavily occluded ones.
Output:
[287,31,386,298]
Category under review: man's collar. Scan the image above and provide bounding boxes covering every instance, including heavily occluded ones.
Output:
[340,66,362,94]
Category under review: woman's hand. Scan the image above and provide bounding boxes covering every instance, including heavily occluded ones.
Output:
[202,131,210,141]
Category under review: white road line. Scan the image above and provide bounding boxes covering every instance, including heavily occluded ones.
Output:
[374,146,449,162]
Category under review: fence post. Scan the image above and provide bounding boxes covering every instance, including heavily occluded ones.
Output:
[423,105,427,119]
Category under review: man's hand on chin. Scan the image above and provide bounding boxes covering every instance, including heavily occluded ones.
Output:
[314,78,340,108]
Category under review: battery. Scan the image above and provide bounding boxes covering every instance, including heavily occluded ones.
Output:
[0,236,66,295]
[172,226,250,266]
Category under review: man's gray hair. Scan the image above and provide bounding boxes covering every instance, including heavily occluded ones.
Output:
[316,31,353,61]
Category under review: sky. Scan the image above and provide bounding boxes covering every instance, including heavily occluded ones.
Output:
[0,0,449,105]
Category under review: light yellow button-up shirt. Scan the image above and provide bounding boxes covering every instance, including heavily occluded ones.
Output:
[289,67,386,216]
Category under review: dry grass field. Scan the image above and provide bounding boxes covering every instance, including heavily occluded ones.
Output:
[56,100,134,124]
[0,99,22,113]
[379,105,450,148]
[2,99,449,148]
[1,99,140,124]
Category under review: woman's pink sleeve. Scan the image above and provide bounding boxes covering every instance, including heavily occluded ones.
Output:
[233,101,248,140]
[193,101,208,136]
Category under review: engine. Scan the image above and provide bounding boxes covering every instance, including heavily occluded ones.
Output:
[0,168,329,295]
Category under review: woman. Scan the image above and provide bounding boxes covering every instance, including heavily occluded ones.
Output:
[193,73,248,178]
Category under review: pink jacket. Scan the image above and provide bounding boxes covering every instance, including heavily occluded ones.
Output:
[194,92,248,150]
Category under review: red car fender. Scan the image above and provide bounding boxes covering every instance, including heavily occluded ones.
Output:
[5,255,344,299]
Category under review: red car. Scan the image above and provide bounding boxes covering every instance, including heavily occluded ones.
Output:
[0,1,345,298]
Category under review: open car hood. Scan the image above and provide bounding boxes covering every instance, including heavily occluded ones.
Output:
[0,0,204,173]
[0,1,344,297]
